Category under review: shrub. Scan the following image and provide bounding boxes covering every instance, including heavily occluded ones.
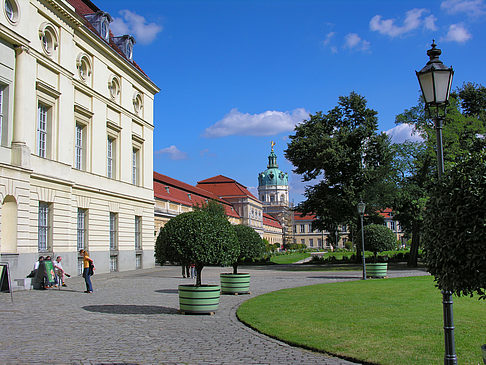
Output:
[232,224,266,274]
[356,224,397,262]
[155,210,239,286]
[344,241,353,251]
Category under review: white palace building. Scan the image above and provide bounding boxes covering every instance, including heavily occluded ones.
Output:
[0,0,159,281]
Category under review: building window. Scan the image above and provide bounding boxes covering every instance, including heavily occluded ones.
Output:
[39,23,58,57]
[76,53,92,82]
[108,75,120,101]
[136,254,142,269]
[77,208,87,251]
[37,104,49,158]
[309,224,312,232]
[318,238,322,248]
[301,239,305,245]
[270,195,275,203]
[135,216,141,250]
[309,239,314,247]
[38,202,50,251]
[133,92,143,115]
[0,85,4,144]
[132,148,139,185]
[293,225,297,233]
[110,255,118,272]
[5,0,19,24]
[77,258,83,276]
[109,212,118,250]
[75,124,86,170]
[300,224,305,233]
[107,136,115,178]
[390,221,396,230]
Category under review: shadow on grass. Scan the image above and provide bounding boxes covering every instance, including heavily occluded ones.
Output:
[82,304,178,315]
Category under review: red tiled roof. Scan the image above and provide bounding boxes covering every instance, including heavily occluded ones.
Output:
[378,208,393,219]
[65,0,148,77]
[197,175,259,201]
[154,172,240,219]
[263,213,282,229]
[294,213,317,221]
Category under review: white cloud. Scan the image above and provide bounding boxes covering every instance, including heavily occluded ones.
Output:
[203,108,309,138]
[440,0,486,16]
[155,145,188,160]
[370,8,433,37]
[424,15,438,31]
[111,10,162,45]
[386,124,423,144]
[323,32,335,46]
[442,23,472,43]
[344,33,370,51]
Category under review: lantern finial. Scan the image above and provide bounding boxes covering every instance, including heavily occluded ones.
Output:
[426,40,443,66]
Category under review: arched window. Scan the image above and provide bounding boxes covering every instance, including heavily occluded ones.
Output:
[1,195,18,253]
[76,53,92,83]
[39,22,59,57]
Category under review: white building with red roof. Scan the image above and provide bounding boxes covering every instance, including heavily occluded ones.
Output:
[154,173,283,246]
[0,0,159,281]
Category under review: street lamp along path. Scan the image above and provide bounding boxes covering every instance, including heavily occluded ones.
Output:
[416,41,456,365]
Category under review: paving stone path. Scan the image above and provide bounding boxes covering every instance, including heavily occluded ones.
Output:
[0,264,428,364]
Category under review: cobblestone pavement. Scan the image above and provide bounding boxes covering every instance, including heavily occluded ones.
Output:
[0,264,428,365]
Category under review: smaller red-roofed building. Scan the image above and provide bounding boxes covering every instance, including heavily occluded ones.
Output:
[293,209,405,250]
[293,213,350,249]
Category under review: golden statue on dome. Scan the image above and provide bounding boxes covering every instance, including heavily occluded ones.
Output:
[271,141,275,152]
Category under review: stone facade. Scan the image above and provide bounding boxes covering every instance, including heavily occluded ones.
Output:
[0,0,159,280]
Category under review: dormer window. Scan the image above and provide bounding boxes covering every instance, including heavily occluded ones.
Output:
[165,186,170,193]
[84,11,113,42]
[113,35,136,61]
[188,193,191,200]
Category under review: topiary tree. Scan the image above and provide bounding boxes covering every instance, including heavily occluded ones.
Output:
[232,225,266,274]
[356,224,396,262]
[422,143,486,299]
[155,210,239,286]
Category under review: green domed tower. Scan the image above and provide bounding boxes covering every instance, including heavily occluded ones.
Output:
[258,142,289,214]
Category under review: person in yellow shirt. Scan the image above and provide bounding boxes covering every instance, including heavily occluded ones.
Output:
[79,249,94,293]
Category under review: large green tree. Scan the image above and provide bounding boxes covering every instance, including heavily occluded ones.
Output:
[391,141,433,266]
[393,83,486,267]
[285,92,394,234]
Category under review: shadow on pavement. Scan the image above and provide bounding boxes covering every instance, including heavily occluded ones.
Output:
[155,289,179,294]
[82,304,178,315]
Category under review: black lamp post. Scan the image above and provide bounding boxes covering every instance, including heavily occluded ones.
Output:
[416,41,456,365]
[357,201,366,280]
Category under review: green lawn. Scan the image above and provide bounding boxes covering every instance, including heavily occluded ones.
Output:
[270,252,311,264]
[237,276,485,365]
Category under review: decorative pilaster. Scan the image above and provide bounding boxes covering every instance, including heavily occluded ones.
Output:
[11,46,34,169]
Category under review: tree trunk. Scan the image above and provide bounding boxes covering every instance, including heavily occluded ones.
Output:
[196,265,203,286]
[233,264,238,275]
[407,222,420,267]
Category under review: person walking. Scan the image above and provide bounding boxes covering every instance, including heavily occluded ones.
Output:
[80,249,94,293]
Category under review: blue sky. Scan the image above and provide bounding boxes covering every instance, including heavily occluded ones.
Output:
[102,0,486,204]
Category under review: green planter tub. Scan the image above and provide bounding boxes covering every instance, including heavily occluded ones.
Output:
[220,273,251,294]
[366,263,388,278]
[178,284,221,315]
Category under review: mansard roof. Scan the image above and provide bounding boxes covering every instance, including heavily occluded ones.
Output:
[154,172,240,219]
[66,0,148,77]
[197,175,259,201]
